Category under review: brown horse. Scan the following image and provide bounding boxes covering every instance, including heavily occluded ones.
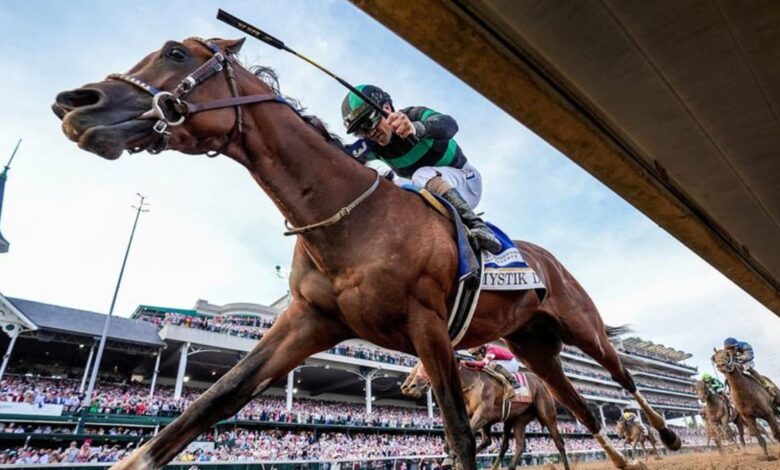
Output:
[615,418,660,461]
[52,36,679,470]
[712,348,780,461]
[401,362,570,470]
[694,380,745,452]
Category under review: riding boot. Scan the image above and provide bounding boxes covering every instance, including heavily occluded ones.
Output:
[748,368,775,395]
[493,364,518,388]
[439,188,502,254]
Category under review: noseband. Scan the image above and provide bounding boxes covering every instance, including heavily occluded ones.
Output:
[107,37,292,155]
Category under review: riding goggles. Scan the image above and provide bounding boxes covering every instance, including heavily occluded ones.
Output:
[352,110,382,135]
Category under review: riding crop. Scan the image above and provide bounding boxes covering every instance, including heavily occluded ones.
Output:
[216,9,418,144]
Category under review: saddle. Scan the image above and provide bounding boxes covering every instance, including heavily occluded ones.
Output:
[480,367,516,400]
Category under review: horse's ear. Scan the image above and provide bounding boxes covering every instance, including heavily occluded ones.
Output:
[219,38,246,55]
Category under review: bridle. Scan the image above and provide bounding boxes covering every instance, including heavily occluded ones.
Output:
[714,350,736,373]
[107,37,292,155]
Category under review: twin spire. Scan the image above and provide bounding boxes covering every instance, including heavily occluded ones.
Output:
[0,139,21,254]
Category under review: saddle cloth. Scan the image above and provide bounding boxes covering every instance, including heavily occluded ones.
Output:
[511,372,533,404]
[482,223,546,294]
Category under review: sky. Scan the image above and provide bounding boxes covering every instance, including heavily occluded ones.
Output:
[0,0,777,381]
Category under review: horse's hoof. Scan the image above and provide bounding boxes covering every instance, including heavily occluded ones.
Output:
[653,455,662,460]
[765,455,778,462]
[625,460,648,470]
[658,427,682,451]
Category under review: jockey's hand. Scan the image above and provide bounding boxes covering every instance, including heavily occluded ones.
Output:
[387,112,416,138]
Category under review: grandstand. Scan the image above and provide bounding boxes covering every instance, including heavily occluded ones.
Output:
[0,293,706,466]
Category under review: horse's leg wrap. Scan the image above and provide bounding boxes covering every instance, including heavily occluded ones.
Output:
[633,391,681,450]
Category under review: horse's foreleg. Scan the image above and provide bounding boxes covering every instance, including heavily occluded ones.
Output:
[492,422,513,470]
[112,302,347,469]
[736,417,747,447]
[743,415,772,460]
[506,421,528,470]
[409,311,475,470]
[543,416,570,470]
[475,425,493,455]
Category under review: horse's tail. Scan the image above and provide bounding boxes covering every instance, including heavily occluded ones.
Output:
[605,324,632,338]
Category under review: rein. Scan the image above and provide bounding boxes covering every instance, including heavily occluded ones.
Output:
[107,37,295,155]
[283,171,382,236]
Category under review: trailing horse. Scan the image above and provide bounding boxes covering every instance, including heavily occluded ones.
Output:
[615,417,660,461]
[694,379,745,452]
[401,361,570,470]
[712,348,780,461]
[52,36,679,470]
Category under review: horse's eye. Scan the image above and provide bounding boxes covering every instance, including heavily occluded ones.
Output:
[167,47,187,61]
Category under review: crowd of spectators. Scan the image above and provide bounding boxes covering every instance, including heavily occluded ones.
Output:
[634,377,695,395]
[0,376,439,429]
[0,427,714,465]
[631,366,694,382]
[0,373,699,431]
[328,345,417,367]
[642,394,699,409]
[0,440,133,464]
[138,312,274,340]
[563,364,613,382]
[138,313,419,368]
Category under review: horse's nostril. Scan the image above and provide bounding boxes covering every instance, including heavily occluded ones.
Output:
[56,88,104,111]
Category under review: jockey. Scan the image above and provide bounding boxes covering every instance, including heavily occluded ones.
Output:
[342,84,501,254]
[702,373,726,395]
[723,338,776,394]
[462,344,519,387]
[622,411,637,424]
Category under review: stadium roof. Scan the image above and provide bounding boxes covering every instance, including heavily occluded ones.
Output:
[6,297,165,347]
[622,337,692,362]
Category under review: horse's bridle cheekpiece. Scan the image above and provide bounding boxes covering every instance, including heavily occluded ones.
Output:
[107,37,291,155]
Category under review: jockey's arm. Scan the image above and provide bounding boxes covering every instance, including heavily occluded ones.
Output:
[403,107,459,140]
[460,360,486,369]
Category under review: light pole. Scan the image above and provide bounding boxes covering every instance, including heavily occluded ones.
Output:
[82,194,149,406]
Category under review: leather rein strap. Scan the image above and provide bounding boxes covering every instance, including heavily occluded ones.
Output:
[283,171,382,236]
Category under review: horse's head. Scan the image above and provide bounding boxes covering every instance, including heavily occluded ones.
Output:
[694,380,709,400]
[52,37,253,159]
[615,418,625,436]
[400,363,431,399]
[712,348,736,374]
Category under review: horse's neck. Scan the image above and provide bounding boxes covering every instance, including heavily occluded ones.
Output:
[725,370,750,400]
[228,75,378,262]
[459,367,484,393]
[705,391,721,410]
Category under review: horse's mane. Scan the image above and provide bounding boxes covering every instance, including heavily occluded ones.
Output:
[248,65,347,152]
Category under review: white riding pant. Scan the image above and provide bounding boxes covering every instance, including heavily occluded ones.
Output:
[367,161,484,209]
[410,162,483,209]
[492,359,520,374]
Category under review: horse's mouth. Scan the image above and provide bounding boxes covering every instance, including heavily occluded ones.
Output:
[80,120,158,159]
[55,106,155,160]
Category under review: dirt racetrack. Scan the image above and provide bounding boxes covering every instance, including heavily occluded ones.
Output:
[523,445,780,469]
